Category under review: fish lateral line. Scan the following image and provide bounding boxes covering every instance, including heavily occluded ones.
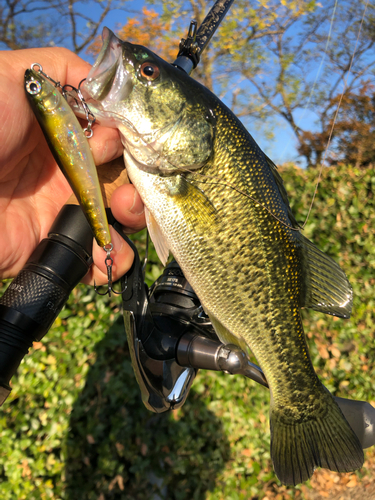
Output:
[112,113,303,232]
[81,28,366,485]
[182,167,302,232]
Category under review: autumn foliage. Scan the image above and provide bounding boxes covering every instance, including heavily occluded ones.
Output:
[330,83,375,168]
[298,82,375,168]
[87,7,179,63]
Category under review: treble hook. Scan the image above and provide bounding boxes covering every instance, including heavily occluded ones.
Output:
[94,244,126,297]
[78,78,96,138]
[61,79,96,138]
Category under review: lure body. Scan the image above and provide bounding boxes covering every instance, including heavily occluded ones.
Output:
[24,68,111,248]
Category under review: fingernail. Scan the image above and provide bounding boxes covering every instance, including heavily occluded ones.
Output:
[129,190,144,215]
[110,229,124,254]
[101,138,121,164]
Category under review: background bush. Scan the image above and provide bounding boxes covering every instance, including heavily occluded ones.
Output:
[0,164,374,499]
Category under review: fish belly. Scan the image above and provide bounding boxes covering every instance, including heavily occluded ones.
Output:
[126,152,315,398]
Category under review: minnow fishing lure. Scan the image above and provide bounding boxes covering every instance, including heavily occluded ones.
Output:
[24,65,111,250]
[24,64,123,295]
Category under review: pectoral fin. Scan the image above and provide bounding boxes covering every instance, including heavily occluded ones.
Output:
[299,235,353,318]
[171,176,217,228]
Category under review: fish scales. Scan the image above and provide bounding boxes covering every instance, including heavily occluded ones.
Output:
[130,101,318,400]
[82,27,364,485]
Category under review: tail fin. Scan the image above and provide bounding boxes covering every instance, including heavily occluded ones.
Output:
[270,393,364,486]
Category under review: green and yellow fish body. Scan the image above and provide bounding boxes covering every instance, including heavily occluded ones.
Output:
[24,68,111,248]
[82,28,364,485]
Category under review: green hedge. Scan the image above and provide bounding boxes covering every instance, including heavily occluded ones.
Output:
[0,165,374,499]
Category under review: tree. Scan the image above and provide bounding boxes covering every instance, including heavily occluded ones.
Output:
[4,0,374,167]
[88,0,317,116]
[328,82,375,168]
[155,0,317,95]
[100,0,375,168]
[87,6,179,61]
[0,0,131,53]
[234,0,375,166]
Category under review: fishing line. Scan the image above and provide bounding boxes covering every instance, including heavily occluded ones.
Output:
[302,0,370,230]
[67,5,368,234]
[280,0,339,161]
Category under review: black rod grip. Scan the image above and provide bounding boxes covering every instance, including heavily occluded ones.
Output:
[0,205,94,404]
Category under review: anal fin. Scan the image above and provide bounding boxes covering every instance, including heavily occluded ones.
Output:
[300,235,353,318]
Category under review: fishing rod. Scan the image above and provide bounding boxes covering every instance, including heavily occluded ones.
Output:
[173,0,235,75]
[0,0,374,454]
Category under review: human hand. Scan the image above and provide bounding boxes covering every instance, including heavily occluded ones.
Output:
[0,47,145,284]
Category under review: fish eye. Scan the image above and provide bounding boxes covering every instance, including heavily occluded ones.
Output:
[26,80,42,95]
[140,62,160,81]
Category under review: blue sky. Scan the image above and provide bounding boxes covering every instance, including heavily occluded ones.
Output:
[70,0,315,166]
[10,0,359,168]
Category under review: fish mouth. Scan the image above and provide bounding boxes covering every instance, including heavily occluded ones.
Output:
[82,27,135,120]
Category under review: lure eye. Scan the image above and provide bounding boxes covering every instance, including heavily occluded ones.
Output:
[26,80,42,95]
[140,62,160,81]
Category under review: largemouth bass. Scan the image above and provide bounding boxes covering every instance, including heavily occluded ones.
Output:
[82,28,363,485]
[24,68,111,248]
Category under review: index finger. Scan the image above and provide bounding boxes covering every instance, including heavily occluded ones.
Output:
[0,48,92,166]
